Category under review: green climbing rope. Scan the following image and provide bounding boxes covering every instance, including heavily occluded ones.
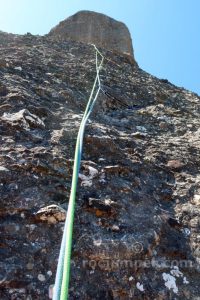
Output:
[53,45,104,300]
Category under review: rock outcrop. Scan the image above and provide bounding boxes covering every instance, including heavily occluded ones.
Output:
[0,13,200,300]
[48,11,134,58]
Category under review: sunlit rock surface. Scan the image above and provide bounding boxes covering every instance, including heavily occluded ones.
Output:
[48,11,134,58]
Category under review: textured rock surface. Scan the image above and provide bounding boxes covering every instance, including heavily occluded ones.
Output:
[48,11,134,58]
[0,25,200,299]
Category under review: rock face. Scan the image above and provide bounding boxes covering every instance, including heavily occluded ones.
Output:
[48,11,134,58]
[0,16,200,300]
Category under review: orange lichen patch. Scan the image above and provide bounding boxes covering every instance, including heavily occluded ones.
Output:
[85,207,117,218]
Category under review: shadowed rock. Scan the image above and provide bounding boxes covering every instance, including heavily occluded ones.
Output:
[0,13,200,300]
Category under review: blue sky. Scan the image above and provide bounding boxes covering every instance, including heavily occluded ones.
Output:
[0,0,199,95]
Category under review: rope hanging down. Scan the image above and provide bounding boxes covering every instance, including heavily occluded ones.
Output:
[53,45,104,300]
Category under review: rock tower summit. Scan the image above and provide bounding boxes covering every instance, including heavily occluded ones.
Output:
[48,10,134,58]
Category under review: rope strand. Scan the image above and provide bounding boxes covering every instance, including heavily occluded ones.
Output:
[53,45,104,300]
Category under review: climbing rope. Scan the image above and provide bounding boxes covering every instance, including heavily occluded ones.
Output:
[53,45,104,300]
[100,86,130,108]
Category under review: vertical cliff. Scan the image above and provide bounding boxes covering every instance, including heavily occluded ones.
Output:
[0,11,200,300]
